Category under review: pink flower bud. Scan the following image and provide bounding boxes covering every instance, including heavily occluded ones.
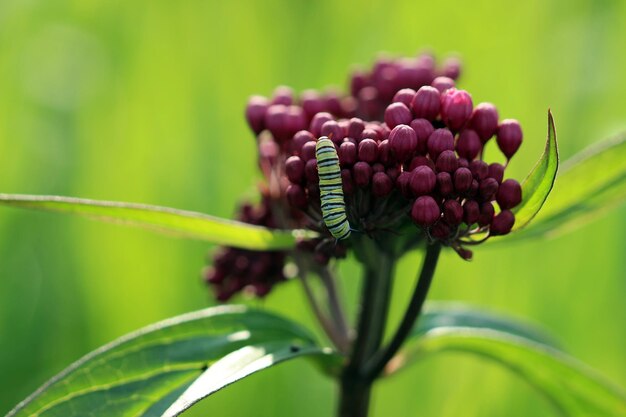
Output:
[410,166,436,196]
[497,119,523,158]
[389,124,418,161]
[497,179,522,209]
[411,86,441,120]
[440,88,473,131]
[411,196,441,226]
[456,129,482,160]
[384,102,413,128]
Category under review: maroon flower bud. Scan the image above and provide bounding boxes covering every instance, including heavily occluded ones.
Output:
[360,128,380,141]
[427,128,455,158]
[469,179,479,196]
[286,105,306,135]
[470,103,499,141]
[348,117,365,139]
[478,202,495,226]
[410,165,436,196]
[456,129,482,160]
[358,138,378,163]
[397,171,412,197]
[479,178,499,201]
[411,196,441,226]
[291,130,315,155]
[301,141,317,161]
[378,140,392,165]
[321,120,344,144]
[463,200,480,225]
[410,118,434,154]
[469,160,489,180]
[456,247,473,260]
[325,91,343,116]
[443,199,464,225]
[384,102,413,128]
[379,123,391,139]
[409,156,435,171]
[393,88,417,107]
[431,76,455,93]
[309,112,333,138]
[497,179,522,209]
[341,169,354,195]
[458,158,469,168]
[353,161,372,187]
[437,172,454,196]
[285,156,305,183]
[490,210,515,236]
[301,90,326,119]
[497,119,523,158]
[339,141,357,166]
[357,87,380,119]
[431,221,451,239]
[411,86,441,121]
[350,69,369,96]
[386,166,400,181]
[286,184,307,209]
[304,158,318,183]
[372,162,385,173]
[441,88,473,131]
[338,119,350,137]
[436,150,458,173]
[264,104,290,141]
[389,124,418,161]
[341,96,357,119]
[454,167,473,193]
[271,86,294,105]
[372,172,393,197]
[488,163,505,184]
[442,57,461,80]
[245,95,269,134]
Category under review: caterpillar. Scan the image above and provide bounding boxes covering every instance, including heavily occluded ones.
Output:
[315,137,351,240]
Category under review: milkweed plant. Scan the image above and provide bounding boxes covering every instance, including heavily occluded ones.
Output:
[2,51,626,417]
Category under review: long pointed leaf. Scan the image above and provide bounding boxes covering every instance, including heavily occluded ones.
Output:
[0,194,316,250]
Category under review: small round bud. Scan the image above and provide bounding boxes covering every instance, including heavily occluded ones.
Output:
[410,166,436,196]
[437,172,454,196]
[431,221,451,239]
[301,141,317,161]
[291,130,315,155]
[469,160,489,180]
[456,129,482,160]
[339,141,357,166]
[304,159,318,183]
[410,118,434,154]
[457,158,469,168]
[411,196,441,226]
[321,120,344,144]
[378,140,392,165]
[384,102,413,128]
[271,86,293,105]
[348,117,365,139]
[497,179,522,209]
[427,128,455,158]
[372,162,385,173]
[478,202,495,226]
[353,161,372,187]
[488,163,505,184]
[389,124,418,161]
[341,169,354,195]
[409,155,435,171]
[360,128,380,141]
[286,106,306,134]
[397,171,412,197]
[470,103,499,141]
[454,167,473,193]
[301,90,326,119]
[436,150,458,173]
[411,86,441,120]
[286,184,307,209]
[443,199,464,225]
[442,57,461,80]
[372,172,393,196]
[456,247,473,260]
[490,210,515,236]
[350,70,368,96]
[309,112,333,138]
[463,200,480,225]
[497,119,523,158]
[245,95,269,134]
[479,178,499,201]
[285,156,305,183]
[264,104,290,141]
[431,76,455,93]
[358,139,379,163]
[393,88,417,107]
[386,166,400,181]
[440,88,473,131]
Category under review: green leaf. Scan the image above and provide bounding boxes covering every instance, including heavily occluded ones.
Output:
[0,194,317,250]
[508,131,626,240]
[511,110,559,232]
[7,306,340,417]
[396,303,626,416]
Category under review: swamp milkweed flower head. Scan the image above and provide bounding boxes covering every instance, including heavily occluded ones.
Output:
[205,52,524,300]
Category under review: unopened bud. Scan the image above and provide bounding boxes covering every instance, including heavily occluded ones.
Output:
[490,210,515,236]
[411,86,441,121]
[440,88,473,131]
[411,196,441,226]
[497,119,523,158]
[497,179,522,209]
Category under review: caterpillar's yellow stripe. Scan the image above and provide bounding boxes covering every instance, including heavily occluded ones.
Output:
[315,137,351,240]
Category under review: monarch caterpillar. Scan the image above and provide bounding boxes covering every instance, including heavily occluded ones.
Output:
[315,137,351,240]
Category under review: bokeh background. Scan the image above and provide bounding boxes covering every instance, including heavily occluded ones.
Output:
[1,1,625,416]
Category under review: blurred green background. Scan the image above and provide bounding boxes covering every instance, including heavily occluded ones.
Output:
[1,0,625,416]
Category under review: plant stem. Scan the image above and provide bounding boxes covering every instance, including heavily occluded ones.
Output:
[363,243,441,379]
[319,266,351,350]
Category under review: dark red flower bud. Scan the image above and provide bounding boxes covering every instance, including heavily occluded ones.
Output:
[386,166,400,181]
[287,184,307,209]
[357,87,380,119]
[455,247,473,260]
[353,161,372,187]
[378,140,392,165]
[358,138,378,163]
[325,91,342,116]
[478,202,495,226]
[348,117,365,139]
[309,112,333,138]
[427,128,455,158]
[410,119,434,154]
[469,160,489,180]
[443,199,464,225]
[431,76,455,93]
[397,171,412,197]
[372,163,385,173]
[431,221,451,239]
[322,120,344,144]
[497,119,523,158]
[411,86,441,121]
[497,179,522,209]
[379,123,391,139]
[305,158,318,183]
[341,97,358,118]
[411,196,441,226]
[291,130,315,155]
[372,172,393,197]
[286,105,306,134]
[458,158,469,168]
[301,90,326,119]
[463,199,480,224]
[456,129,482,160]
[409,155,435,171]
[490,210,515,236]
[384,102,413,128]
[389,124,418,161]
[339,141,357,165]
[301,141,317,161]
[436,150,458,173]
[437,172,454,196]
[341,169,354,195]
[285,156,305,183]
[479,178,499,201]
[442,57,462,80]
[470,103,499,142]
[454,167,473,193]
[488,163,505,184]
[338,119,350,137]
[264,104,290,141]
[469,179,479,196]
[350,69,369,96]
[360,128,380,141]
[271,86,294,105]
[410,165,436,196]
[393,88,416,107]
[245,95,269,134]
[441,88,473,131]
